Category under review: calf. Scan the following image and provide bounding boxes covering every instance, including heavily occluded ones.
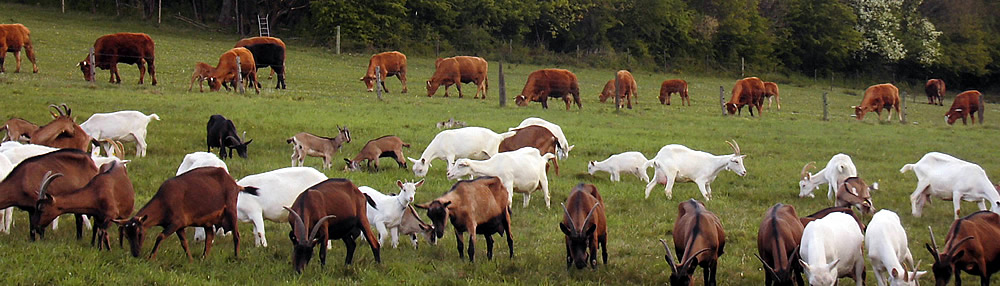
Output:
[0,24,39,73]
[80,110,160,157]
[609,70,636,109]
[926,211,1000,285]
[763,82,781,110]
[234,36,287,89]
[33,161,134,250]
[799,212,866,286]
[660,199,725,285]
[643,141,746,201]
[415,176,513,262]
[835,177,877,215]
[426,56,488,98]
[0,149,99,241]
[1,117,38,143]
[588,151,649,182]
[78,33,156,85]
[358,180,424,248]
[407,127,516,177]
[288,127,351,169]
[798,154,858,199]
[945,90,981,125]
[30,104,91,151]
[498,125,560,175]
[514,69,582,110]
[598,80,616,103]
[866,209,925,286]
[361,51,407,93]
[187,62,215,92]
[900,152,1000,218]
[208,47,259,94]
[285,178,380,273]
[560,183,607,269]
[447,147,555,208]
[925,79,945,106]
[726,77,766,116]
[344,135,409,172]
[853,83,900,121]
[206,115,253,159]
[755,203,804,286]
[659,79,689,106]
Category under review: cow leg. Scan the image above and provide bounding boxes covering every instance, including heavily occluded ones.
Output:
[251,71,260,94]
[456,82,464,98]
[26,44,37,73]
[564,95,572,110]
[137,59,146,84]
[147,58,157,85]
[963,116,969,125]
[380,78,390,93]
[0,44,6,73]
[14,50,21,73]
[399,69,408,93]
[627,93,633,109]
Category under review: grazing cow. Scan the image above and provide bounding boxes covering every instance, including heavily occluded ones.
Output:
[726,77,766,116]
[756,203,805,286]
[285,179,380,273]
[945,90,981,125]
[514,69,582,110]
[925,79,945,106]
[498,125,560,175]
[415,176,513,262]
[560,183,608,270]
[30,104,90,151]
[361,51,407,93]
[598,71,636,108]
[926,211,1000,286]
[78,33,156,85]
[234,36,286,89]
[763,82,781,110]
[852,83,900,121]
[659,79,689,106]
[206,115,253,159]
[426,56,488,98]
[0,24,38,73]
[598,80,615,103]
[661,199,726,285]
[208,47,259,94]
[187,62,215,92]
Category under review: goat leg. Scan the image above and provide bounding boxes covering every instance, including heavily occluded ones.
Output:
[175,228,194,262]
[467,230,477,262]
[484,234,495,260]
[341,236,354,265]
[203,227,215,258]
[75,214,85,240]
[455,231,465,259]
[148,232,169,260]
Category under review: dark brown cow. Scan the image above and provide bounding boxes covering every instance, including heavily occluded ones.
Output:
[0,24,38,73]
[78,33,156,85]
[763,82,781,110]
[426,56,488,98]
[945,90,981,125]
[726,77,766,116]
[208,47,259,94]
[853,83,900,121]
[659,79,689,106]
[234,36,286,89]
[514,69,582,110]
[926,211,1000,286]
[925,79,945,106]
[756,203,804,286]
[498,125,560,175]
[361,51,407,93]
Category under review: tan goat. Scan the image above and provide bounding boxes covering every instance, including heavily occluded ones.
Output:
[344,135,410,171]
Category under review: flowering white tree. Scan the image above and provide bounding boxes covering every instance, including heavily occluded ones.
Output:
[850,0,940,65]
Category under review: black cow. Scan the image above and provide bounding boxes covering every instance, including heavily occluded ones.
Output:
[206,114,253,159]
[243,43,286,89]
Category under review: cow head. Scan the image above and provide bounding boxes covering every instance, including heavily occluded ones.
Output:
[514,94,530,106]
[945,109,963,125]
[798,162,818,198]
[660,239,709,286]
[837,177,876,214]
[800,258,841,286]
[360,76,376,92]
[559,202,600,269]
[414,200,451,242]
[78,58,94,81]
[284,207,336,274]
[852,105,869,120]
[426,81,441,97]
[926,226,974,286]
[207,77,222,91]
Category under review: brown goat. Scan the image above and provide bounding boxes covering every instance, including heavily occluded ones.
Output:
[1,117,38,142]
[287,127,351,169]
[285,178,380,273]
[755,203,804,286]
[33,161,134,250]
[835,177,877,215]
[344,135,410,172]
[415,176,513,262]
[187,62,215,92]
[30,104,91,151]
[800,206,867,232]
[926,211,1000,285]
[498,125,560,175]
[120,167,254,260]
[559,183,607,269]
[661,199,726,286]
[0,149,98,241]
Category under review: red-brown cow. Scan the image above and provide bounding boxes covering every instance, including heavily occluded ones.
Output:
[234,36,286,89]
[726,77,766,116]
[614,70,637,109]
[945,90,981,125]
[925,79,945,106]
[659,79,689,106]
[78,33,156,85]
[763,82,781,110]
[0,24,38,73]
[208,47,259,94]
[426,56,488,98]
[598,80,615,103]
[514,69,582,110]
[853,83,900,121]
[361,51,407,93]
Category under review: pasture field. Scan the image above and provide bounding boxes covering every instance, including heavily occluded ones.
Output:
[2,3,999,285]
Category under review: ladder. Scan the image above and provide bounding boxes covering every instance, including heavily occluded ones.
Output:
[257,14,270,37]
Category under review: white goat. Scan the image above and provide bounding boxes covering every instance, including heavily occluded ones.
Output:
[588,151,649,182]
[865,209,926,286]
[900,152,1000,218]
[407,127,516,177]
[222,167,328,247]
[446,147,555,208]
[0,142,126,168]
[642,141,746,201]
[359,180,424,248]
[798,153,858,199]
[799,212,866,286]
[510,117,573,159]
[176,151,229,176]
[80,110,160,157]
[0,154,13,233]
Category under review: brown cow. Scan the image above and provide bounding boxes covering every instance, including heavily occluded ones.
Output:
[945,90,981,125]
[613,70,637,109]
[78,33,156,85]
[598,80,615,103]
[659,79,689,106]
[208,48,259,94]
[426,56,488,98]
[925,79,945,106]
[234,36,286,89]
[187,62,215,92]
[514,69,582,110]
[853,83,900,121]
[726,77,766,116]
[763,82,781,110]
[598,72,637,108]
[361,51,407,93]
[0,24,38,73]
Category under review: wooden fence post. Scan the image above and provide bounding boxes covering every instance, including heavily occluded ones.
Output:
[336,26,341,55]
[979,93,985,124]
[901,91,907,123]
[719,86,726,116]
[614,72,621,112]
[235,56,244,93]
[498,62,506,107]
[375,66,383,101]
[823,92,829,121]
[741,57,745,78]
[89,48,96,84]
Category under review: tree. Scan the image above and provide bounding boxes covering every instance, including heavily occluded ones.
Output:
[779,0,860,73]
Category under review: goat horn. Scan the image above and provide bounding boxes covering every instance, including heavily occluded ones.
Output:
[49,104,64,117]
[682,248,711,269]
[949,236,976,253]
[927,226,940,259]
[912,259,922,282]
[62,104,71,117]
[800,161,816,180]
[726,140,740,155]
[283,206,308,242]
[38,171,64,200]
[582,202,600,230]
[115,141,125,158]
[659,239,678,272]
[309,214,338,241]
[753,253,776,275]
[561,203,577,233]
[241,131,247,142]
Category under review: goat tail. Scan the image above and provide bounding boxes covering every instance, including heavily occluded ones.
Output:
[900,164,915,174]
[401,142,411,148]
[364,193,378,210]
[286,137,295,144]
[499,130,517,139]
[642,159,656,171]
[242,186,259,196]
[542,153,556,161]
[148,114,160,121]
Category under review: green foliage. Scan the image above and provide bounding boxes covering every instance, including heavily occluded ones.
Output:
[779,0,861,73]
[309,0,412,48]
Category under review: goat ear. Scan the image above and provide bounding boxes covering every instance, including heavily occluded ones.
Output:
[137,215,148,223]
[396,180,404,189]
[559,222,571,235]
[414,179,424,188]
[407,157,419,164]
[584,223,597,235]
[442,201,452,208]
[414,203,430,209]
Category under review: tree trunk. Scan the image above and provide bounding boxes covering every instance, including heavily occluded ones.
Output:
[219,0,234,26]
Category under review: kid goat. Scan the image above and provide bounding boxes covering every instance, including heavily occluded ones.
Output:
[588,151,649,182]
[344,135,409,171]
[447,147,555,208]
[643,140,746,201]
[358,180,429,248]
[288,126,351,169]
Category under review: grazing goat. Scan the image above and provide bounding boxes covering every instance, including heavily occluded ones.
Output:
[926,211,1000,285]
[1,117,38,142]
[344,135,409,172]
[288,127,351,169]
[0,149,98,241]
[499,125,560,175]
[755,203,805,286]
[510,117,573,159]
[358,180,424,248]
[1,141,126,170]
[407,127,516,177]
[206,115,253,159]
[643,141,746,201]
[80,110,160,157]
[398,205,434,248]
[285,178,380,273]
[436,118,467,129]
[415,176,513,262]
[187,62,215,92]
[176,151,229,176]
[900,152,1000,218]
[835,177,877,215]
[120,167,254,260]
[798,153,858,199]
[30,104,90,151]
[0,155,13,233]
[560,183,607,269]
[800,206,867,232]
[33,161,134,250]
[447,147,555,208]
[799,212,865,286]
[588,151,649,182]
[865,209,925,286]
[660,199,725,285]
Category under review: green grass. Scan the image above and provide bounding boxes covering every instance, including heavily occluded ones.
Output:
[2,3,1000,285]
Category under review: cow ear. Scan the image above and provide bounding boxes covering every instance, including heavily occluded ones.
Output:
[559,223,571,235]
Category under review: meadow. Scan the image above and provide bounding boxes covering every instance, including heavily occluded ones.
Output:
[1,3,999,285]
